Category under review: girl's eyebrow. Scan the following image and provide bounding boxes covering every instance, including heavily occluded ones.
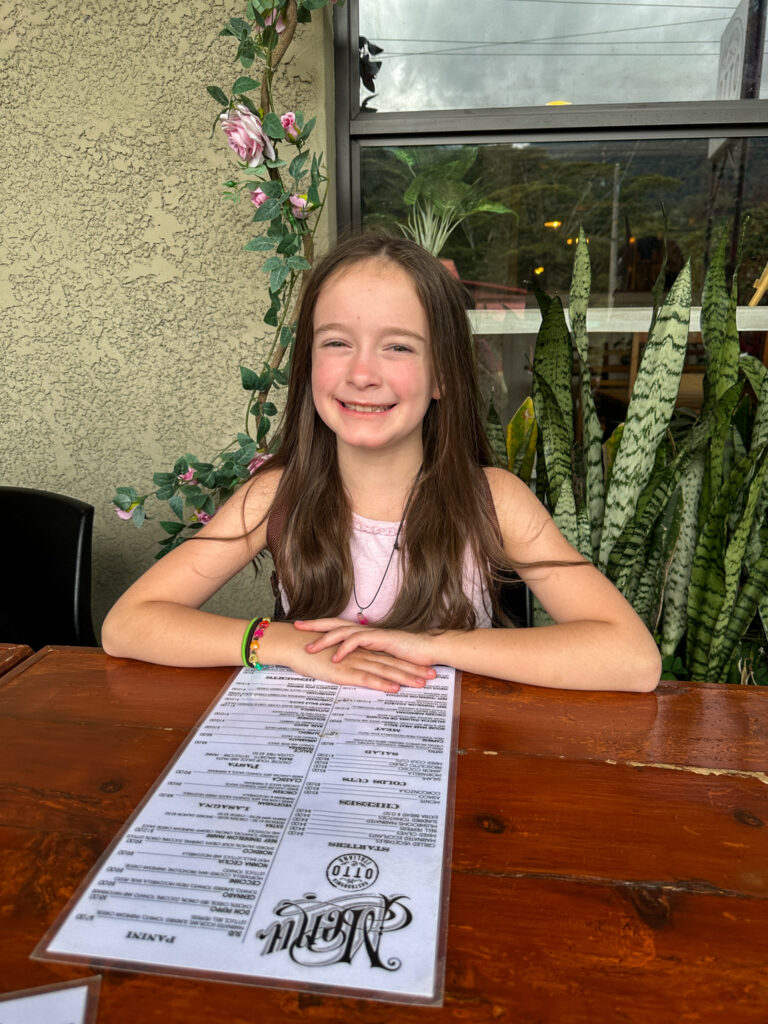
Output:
[314,321,428,343]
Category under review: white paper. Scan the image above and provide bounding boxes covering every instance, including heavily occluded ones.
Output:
[0,979,94,1024]
[39,666,458,1003]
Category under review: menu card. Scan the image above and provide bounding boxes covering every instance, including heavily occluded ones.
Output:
[0,978,99,1024]
[37,666,459,1004]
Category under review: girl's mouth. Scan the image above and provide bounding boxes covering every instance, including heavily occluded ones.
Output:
[338,400,394,413]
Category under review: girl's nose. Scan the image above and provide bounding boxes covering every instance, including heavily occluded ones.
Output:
[347,350,381,388]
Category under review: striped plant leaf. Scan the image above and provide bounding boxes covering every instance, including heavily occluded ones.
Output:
[568,228,604,559]
[631,486,683,631]
[660,450,705,658]
[700,230,728,415]
[534,375,578,543]
[552,472,580,551]
[505,397,538,484]
[709,548,768,683]
[486,399,508,467]
[686,447,763,678]
[739,354,768,452]
[598,262,692,571]
[532,298,574,510]
[608,420,710,595]
[707,382,742,505]
[708,449,768,674]
[602,423,623,493]
[712,279,740,403]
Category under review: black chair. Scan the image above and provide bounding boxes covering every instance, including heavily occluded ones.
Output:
[0,486,98,650]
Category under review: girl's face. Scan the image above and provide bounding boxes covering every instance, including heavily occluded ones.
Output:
[311,259,440,461]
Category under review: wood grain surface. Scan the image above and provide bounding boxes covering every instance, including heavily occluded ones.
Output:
[0,647,766,1023]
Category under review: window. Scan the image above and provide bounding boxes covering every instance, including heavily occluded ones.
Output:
[334,1,768,420]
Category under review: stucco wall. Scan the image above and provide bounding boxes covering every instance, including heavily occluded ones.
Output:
[1,1,335,636]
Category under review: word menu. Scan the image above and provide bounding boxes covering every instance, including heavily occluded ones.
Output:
[39,666,458,1004]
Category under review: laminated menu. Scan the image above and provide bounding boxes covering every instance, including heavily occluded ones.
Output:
[36,666,459,1004]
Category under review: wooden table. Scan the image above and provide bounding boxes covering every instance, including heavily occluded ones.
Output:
[0,647,766,1023]
[0,642,33,676]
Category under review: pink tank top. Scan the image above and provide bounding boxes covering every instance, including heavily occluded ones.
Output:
[337,512,492,626]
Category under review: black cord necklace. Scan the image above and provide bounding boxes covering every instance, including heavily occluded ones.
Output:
[353,468,422,625]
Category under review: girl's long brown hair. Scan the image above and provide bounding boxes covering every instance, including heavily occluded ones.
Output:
[254,233,514,630]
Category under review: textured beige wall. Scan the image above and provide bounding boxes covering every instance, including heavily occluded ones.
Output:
[1,2,335,636]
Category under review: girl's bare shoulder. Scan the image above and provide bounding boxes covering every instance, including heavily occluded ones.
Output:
[482,466,553,546]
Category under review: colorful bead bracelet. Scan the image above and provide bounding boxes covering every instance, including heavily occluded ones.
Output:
[242,617,271,669]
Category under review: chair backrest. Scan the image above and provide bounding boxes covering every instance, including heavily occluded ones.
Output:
[0,487,98,649]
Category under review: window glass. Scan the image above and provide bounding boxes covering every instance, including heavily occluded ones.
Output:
[358,0,768,112]
[361,136,768,422]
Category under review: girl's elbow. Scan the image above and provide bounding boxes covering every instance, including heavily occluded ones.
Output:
[631,643,662,692]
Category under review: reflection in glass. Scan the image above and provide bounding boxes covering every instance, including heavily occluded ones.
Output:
[358,0,767,112]
[361,137,768,422]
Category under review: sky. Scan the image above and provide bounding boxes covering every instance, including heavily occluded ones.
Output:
[359,0,768,112]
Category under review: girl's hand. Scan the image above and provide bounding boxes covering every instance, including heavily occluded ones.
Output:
[295,619,438,676]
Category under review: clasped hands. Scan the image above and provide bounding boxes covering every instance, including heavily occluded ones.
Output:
[292,617,437,694]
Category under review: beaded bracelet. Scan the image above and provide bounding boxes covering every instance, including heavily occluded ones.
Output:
[242,617,271,670]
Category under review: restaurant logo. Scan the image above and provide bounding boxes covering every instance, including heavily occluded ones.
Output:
[256,892,412,969]
[326,852,379,891]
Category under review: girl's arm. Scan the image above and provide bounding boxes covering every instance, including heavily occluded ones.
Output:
[102,469,435,690]
[297,468,662,693]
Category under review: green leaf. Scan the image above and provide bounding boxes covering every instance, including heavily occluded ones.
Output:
[599,262,692,571]
[264,306,279,327]
[172,458,189,477]
[568,228,604,559]
[251,197,282,222]
[270,264,290,293]
[206,85,229,107]
[240,365,260,390]
[169,494,184,522]
[232,75,260,94]
[244,236,276,252]
[279,325,294,349]
[257,415,271,441]
[228,16,251,37]
[262,112,285,139]
[160,520,185,535]
[660,450,705,658]
[273,367,289,385]
[277,233,301,255]
[286,254,311,271]
[261,401,278,416]
[237,95,259,116]
[152,472,175,486]
[289,152,311,180]
[256,179,284,199]
[505,397,538,484]
[132,504,146,528]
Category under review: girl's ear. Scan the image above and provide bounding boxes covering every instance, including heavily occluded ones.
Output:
[432,379,442,400]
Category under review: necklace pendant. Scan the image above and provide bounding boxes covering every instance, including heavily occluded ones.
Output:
[357,611,369,626]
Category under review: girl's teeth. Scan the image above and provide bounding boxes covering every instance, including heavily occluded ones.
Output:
[343,402,390,412]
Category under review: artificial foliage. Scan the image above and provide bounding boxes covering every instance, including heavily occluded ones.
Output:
[112,0,338,554]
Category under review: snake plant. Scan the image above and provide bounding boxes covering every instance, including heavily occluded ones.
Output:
[507,226,768,683]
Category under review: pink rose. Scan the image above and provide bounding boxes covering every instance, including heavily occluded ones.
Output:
[115,506,134,521]
[219,104,276,167]
[264,8,286,33]
[195,510,214,524]
[178,468,195,482]
[248,452,272,475]
[251,188,268,208]
[280,112,300,142]
[289,193,310,220]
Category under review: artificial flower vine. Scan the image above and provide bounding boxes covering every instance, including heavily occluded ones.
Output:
[113,0,340,556]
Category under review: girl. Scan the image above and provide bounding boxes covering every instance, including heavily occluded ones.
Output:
[102,235,661,693]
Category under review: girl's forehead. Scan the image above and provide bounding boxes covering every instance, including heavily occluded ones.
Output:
[319,257,418,296]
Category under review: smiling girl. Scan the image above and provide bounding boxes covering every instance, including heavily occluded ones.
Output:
[102,235,660,693]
